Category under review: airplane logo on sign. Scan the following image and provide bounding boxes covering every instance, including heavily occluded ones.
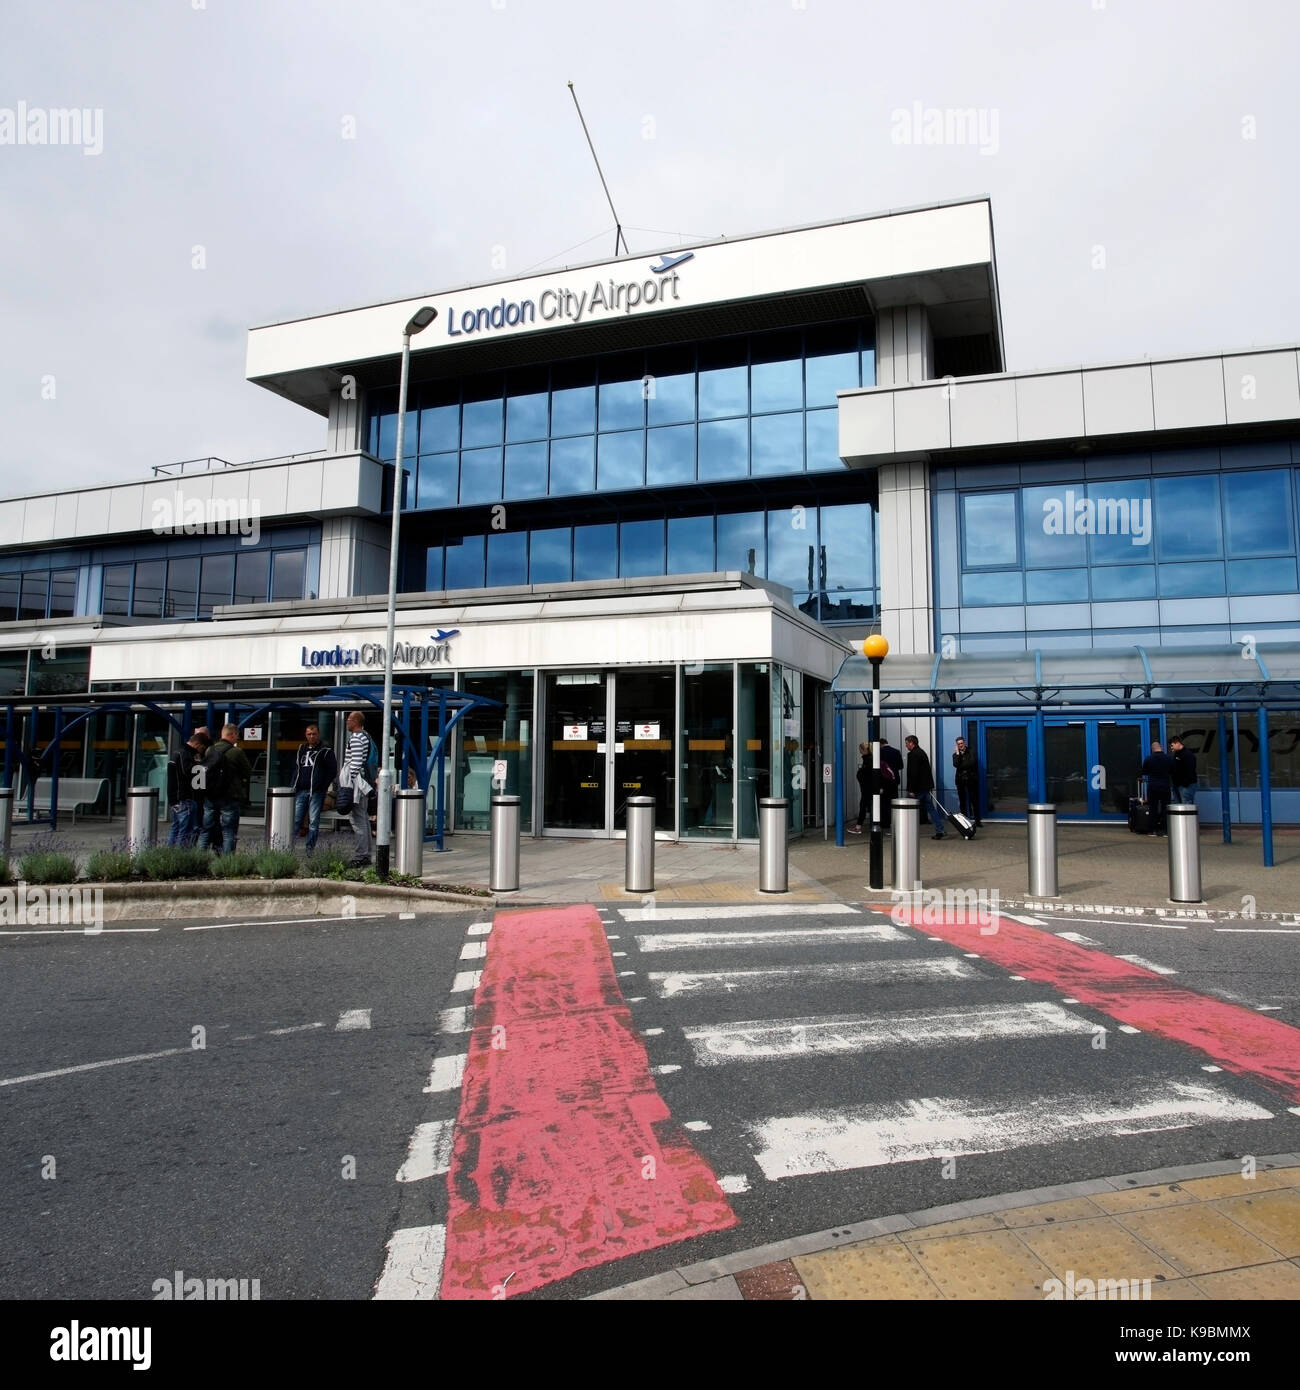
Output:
[432,629,460,642]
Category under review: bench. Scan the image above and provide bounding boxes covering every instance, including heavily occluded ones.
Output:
[21,778,110,824]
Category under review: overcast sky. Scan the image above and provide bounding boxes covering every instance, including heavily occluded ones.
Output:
[3,0,1297,495]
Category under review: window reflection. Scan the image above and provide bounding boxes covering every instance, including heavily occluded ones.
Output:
[1022,485,1087,567]
[445,534,485,589]
[805,409,839,473]
[1224,470,1292,556]
[598,354,646,432]
[668,514,714,573]
[750,332,803,414]
[417,453,458,509]
[647,424,695,486]
[505,368,548,443]
[1155,475,1221,561]
[717,512,763,574]
[697,340,747,420]
[487,530,527,587]
[698,418,748,481]
[504,441,548,500]
[820,503,872,595]
[962,494,1018,567]
[529,527,572,583]
[751,412,804,476]
[646,346,695,425]
[597,430,644,492]
[620,518,665,577]
[550,362,596,436]
[461,376,504,448]
[459,447,503,504]
[548,436,595,495]
[767,510,813,589]
[1087,479,1153,564]
[574,523,617,581]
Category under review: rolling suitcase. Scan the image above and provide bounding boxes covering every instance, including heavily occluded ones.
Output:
[1128,777,1151,835]
[932,793,977,839]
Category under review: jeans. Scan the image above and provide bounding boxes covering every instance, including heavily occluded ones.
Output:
[1171,782,1198,805]
[294,789,325,849]
[168,799,199,846]
[956,780,979,822]
[349,799,371,864]
[917,791,944,835]
[1148,786,1171,835]
[199,798,241,855]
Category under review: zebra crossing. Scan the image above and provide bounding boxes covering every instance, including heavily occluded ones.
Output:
[611,902,1295,1208]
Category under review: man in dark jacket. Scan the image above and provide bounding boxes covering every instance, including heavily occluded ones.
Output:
[904,735,945,839]
[198,723,253,856]
[166,728,210,846]
[879,737,902,830]
[952,737,981,826]
[1141,740,1174,836]
[1169,736,1198,805]
[292,724,338,850]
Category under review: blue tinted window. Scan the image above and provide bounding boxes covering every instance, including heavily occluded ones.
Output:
[767,509,812,589]
[551,362,596,436]
[133,560,166,618]
[486,530,527,587]
[646,347,695,425]
[529,527,571,583]
[444,535,485,589]
[647,424,695,486]
[961,571,1023,605]
[1228,557,1298,594]
[668,514,714,574]
[805,325,860,407]
[620,519,665,577]
[573,523,617,581]
[549,435,595,496]
[598,354,646,431]
[805,409,839,473]
[698,418,748,481]
[417,454,457,509]
[751,412,804,476]
[597,430,644,492]
[1155,475,1221,560]
[424,547,444,590]
[820,503,873,593]
[962,493,1018,567]
[861,346,876,387]
[270,550,304,603]
[1091,565,1155,600]
[461,377,504,448]
[717,512,763,573]
[376,411,398,461]
[1224,470,1292,556]
[232,551,268,607]
[750,332,803,413]
[1087,479,1154,563]
[1026,568,1089,603]
[697,341,747,420]
[1022,485,1087,567]
[459,447,503,504]
[419,386,459,453]
[505,368,548,443]
[1159,562,1225,597]
[504,442,548,499]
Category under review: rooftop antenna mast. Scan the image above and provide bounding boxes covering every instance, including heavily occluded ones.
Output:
[567,81,629,258]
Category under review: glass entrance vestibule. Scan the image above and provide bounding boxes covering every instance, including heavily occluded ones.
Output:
[451,662,821,840]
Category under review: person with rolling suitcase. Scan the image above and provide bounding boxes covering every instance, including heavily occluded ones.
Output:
[1128,776,1152,835]
[931,789,978,839]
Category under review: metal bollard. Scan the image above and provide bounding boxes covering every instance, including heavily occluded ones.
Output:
[124,785,159,850]
[0,786,11,857]
[1167,803,1203,904]
[489,794,521,893]
[891,798,921,892]
[758,797,789,893]
[1027,803,1059,898]
[625,796,656,894]
[265,786,296,850]
[394,788,425,877]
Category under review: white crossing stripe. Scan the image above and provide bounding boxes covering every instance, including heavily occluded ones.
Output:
[459,941,487,960]
[450,971,481,994]
[747,1080,1274,1179]
[1118,1025,1142,1034]
[684,1120,711,1131]
[335,1009,371,1031]
[1057,931,1100,945]
[373,1224,446,1300]
[718,1174,751,1194]
[649,957,979,1000]
[684,1002,1097,1066]
[1118,954,1178,975]
[635,924,906,953]
[423,1054,466,1093]
[619,904,860,922]
[439,1006,471,1033]
[396,1120,456,1182]
[652,1064,681,1075]
[1006,913,1046,926]
[467,922,493,936]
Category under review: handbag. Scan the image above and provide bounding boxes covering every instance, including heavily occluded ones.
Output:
[335,769,355,815]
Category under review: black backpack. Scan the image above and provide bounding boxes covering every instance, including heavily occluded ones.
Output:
[203,745,231,801]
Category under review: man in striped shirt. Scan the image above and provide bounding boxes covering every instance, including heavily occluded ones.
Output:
[342,711,374,867]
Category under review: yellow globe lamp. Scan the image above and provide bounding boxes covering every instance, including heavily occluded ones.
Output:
[863,634,890,660]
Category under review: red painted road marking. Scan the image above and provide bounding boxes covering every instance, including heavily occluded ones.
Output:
[889,909,1300,1102]
[440,904,736,1299]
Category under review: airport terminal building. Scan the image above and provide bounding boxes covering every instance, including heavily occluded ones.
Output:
[3,196,1300,837]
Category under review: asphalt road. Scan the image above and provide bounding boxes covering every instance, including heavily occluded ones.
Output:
[0,910,478,1300]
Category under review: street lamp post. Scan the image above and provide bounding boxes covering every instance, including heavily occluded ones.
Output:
[376,305,437,879]
[864,634,890,890]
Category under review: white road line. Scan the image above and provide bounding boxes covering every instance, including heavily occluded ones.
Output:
[683,1002,1097,1066]
[458,941,487,960]
[1118,1025,1142,1034]
[718,1175,751,1194]
[747,1081,1274,1179]
[423,1054,466,1093]
[1117,954,1177,974]
[1202,1065,1223,1072]
[1289,1107,1300,1118]
[396,1120,455,1182]
[0,1046,190,1088]
[635,924,906,953]
[649,957,979,1000]
[266,1022,325,1036]
[335,1009,371,1031]
[1062,997,1080,1004]
[619,904,860,922]
[1057,932,1100,946]
[184,914,384,931]
[439,1006,471,1034]
[652,1064,681,1075]
[1257,1005,1283,1012]
[450,971,481,994]
[373,1224,446,1300]
[1006,913,1046,926]
[1216,928,1300,934]
[467,922,493,936]
[643,1027,665,1036]
[626,996,646,1003]
[0,927,162,936]
[612,951,627,957]
[684,1120,711,1131]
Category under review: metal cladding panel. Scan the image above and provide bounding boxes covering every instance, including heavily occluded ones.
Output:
[1152,357,1228,430]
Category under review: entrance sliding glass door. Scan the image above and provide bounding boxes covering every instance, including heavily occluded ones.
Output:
[544,672,608,832]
